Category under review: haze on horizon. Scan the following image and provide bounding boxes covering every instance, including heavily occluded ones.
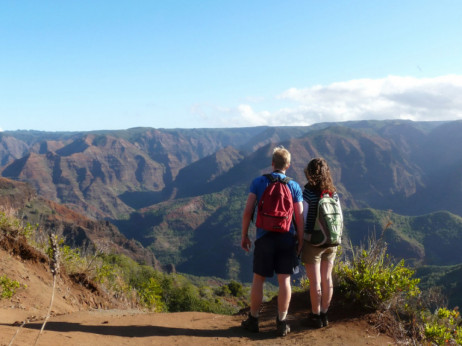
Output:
[1,1,461,132]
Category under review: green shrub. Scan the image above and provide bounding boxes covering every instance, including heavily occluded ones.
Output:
[59,245,87,274]
[138,277,166,312]
[215,280,244,297]
[299,276,310,291]
[0,211,37,240]
[227,280,244,297]
[335,242,420,309]
[0,275,22,299]
[423,307,462,345]
[215,284,231,297]
[0,211,21,232]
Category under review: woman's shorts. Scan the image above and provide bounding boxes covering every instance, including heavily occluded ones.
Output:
[301,240,337,265]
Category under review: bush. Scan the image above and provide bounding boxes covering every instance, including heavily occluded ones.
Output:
[335,239,420,309]
[0,275,22,299]
[0,211,37,240]
[215,280,244,297]
[423,307,462,345]
[227,280,244,297]
[59,245,87,274]
[333,223,462,344]
[138,277,166,312]
[215,284,231,297]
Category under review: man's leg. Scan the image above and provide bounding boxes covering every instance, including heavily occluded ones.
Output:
[250,273,266,317]
[242,273,266,332]
[276,273,291,318]
[276,273,291,336]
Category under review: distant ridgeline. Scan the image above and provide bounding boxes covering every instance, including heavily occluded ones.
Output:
[1,120,462,307]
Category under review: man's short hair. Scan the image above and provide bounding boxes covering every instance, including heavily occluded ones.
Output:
[272,145,291,171]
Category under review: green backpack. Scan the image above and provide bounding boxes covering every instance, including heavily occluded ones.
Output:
[310,191,343,247]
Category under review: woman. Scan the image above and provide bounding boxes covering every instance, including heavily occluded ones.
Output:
[301,158,342,328]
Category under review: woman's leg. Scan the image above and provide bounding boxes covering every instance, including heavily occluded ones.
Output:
[305,262,321,314]
[320,259,334,312]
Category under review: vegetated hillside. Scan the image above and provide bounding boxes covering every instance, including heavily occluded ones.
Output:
[416,263,462,308]
[0,177,158,267]
[345,209,462,266]
[0,230,123,316]
[113,184,248,279]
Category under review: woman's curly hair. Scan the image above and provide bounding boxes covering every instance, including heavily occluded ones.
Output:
[304,157,336,193]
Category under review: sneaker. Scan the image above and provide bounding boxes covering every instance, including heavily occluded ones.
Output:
[241,313,259,333]
[308,312,323,329]
[320,312,329,327]
[276,316,290,337]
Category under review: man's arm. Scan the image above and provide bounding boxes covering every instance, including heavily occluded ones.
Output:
[293,201,304,255]
[241,193,257,252]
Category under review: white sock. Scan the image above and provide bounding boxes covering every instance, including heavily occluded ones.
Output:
[250,311,259,318]
[278,311,288,321]
[321,308,328,314]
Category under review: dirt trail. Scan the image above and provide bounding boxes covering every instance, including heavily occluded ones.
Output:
[0,309,395,346]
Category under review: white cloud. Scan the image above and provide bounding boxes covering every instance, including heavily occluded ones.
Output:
[191,103,270,127]
[197,75,462,127]
[0,127,3,132]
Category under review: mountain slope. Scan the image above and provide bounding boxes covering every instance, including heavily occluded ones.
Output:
[0,177,158,267]
[3,121,462,219]
[2,135,165,218]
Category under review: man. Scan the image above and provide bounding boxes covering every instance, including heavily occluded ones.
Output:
[241,145,304,337]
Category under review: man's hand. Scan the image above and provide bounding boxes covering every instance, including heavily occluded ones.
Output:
[241,235,252,252]
[297,240,303,256]
[241,193,256,252]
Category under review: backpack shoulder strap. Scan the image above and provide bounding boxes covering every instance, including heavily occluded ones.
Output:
[263,174,277,183]
[281,177,292,184]
[263,174,292,184]
[320,190,333,198]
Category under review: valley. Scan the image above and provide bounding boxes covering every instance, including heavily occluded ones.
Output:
[1,119,462,307]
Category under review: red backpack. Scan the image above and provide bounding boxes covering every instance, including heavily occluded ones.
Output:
[255,174,294,232]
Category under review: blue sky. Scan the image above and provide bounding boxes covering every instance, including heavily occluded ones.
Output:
[1,1,461,131]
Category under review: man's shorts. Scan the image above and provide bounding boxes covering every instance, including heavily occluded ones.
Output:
[253,232,297,277]
[301,240,337,265]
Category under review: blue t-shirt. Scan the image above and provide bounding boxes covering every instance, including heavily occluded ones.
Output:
[250,172,303,239]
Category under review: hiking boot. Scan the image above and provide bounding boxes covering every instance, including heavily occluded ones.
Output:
[241,313,259,333]
[276,316,290,337]
[308,312,323,329]
[320,312,329,327]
